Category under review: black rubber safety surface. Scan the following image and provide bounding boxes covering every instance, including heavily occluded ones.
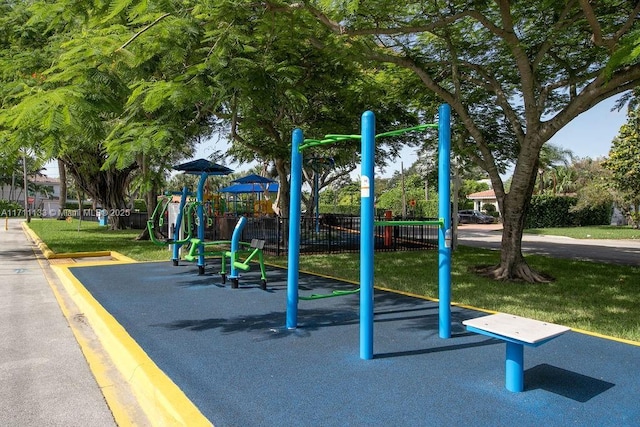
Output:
[70,260,640,427]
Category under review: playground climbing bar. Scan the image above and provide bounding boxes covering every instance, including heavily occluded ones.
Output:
[286,104,452,356]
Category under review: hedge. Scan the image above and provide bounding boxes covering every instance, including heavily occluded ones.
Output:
[524,195,611,228]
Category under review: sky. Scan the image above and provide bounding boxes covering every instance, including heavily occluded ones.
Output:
[42,96,629,180]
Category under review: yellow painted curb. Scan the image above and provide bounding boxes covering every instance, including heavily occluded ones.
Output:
[110,251,138,263]
[22,222,55,258]
[31,252,141,426]
[569,327,640,347]
[52,265,212,426]
[22,223,138,264]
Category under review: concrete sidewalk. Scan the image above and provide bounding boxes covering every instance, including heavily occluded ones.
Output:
[0,218,144,426]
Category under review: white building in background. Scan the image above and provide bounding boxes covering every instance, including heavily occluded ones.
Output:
[1,175,62,216]
[466,189,500,214]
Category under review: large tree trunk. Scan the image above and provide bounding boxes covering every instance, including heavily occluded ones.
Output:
[274,158,290,244]
[482,146,552,283]
[275,158,290,218]
[134,154,159,240]
[62,149,137,230]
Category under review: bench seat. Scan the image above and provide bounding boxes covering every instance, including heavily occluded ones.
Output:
[463,313,571,392]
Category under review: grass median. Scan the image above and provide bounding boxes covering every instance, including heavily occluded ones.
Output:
[27,218,640,342]
[525,225,640,239]
[27,218,169,261]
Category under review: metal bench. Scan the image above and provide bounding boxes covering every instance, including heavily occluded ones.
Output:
[463,313,571,392]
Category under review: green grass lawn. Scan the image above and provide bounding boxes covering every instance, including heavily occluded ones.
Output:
[27,218,640,342]
[27,218,169,261]
[526,225,640,239]
[267,248,640,342]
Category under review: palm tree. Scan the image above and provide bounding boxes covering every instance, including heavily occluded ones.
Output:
[537,144,575,194]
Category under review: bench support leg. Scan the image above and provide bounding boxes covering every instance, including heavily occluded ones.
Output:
[505,342,524,392]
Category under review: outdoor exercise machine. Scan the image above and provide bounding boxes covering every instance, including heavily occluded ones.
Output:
[170,159,233,273]
[146,190,197,249]
[287,104,452,360]
[184,216,268,290]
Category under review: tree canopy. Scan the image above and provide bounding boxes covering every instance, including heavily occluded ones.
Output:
[1,0,639,277]
[292,0,640,281]
[603,107,640,226]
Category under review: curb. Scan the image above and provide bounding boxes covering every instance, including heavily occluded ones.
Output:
[53,266,212,426]
[22,221,211,425]
[21,222,137,263]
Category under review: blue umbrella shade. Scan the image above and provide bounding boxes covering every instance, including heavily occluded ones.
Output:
[232,173,276,184]
[172,158,234,175]
[219,183,279,194]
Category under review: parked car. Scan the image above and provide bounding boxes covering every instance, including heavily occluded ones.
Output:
[458,209,495,224]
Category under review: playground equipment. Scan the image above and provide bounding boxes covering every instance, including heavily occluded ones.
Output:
[287,104,452,360]
[219,174,279,217]
[184,216,268,289]
[172,159,233,273]
[146,191,197,248]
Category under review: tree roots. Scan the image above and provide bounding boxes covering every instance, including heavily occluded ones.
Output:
[473,263,554,283]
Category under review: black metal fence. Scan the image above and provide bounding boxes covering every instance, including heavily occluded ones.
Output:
[116,212,438,256]
[218,215,439,256]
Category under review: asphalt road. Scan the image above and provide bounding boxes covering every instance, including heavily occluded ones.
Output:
[457,224,640,266]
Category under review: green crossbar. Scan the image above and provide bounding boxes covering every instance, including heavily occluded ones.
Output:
[299,123,439,152]
[375,123,439,138]
[299,288,360,300]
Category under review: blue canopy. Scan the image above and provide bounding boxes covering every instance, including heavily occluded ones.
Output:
[219,183,279,194]
[232,173,276,184]
[173,158,234,175]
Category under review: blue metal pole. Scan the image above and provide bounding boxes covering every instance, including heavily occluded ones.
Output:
[172,186,189,264]
[229,216,247,280]
[196,172,207,274]
[286,129,303,329]
[437,104,452,338]
[505,342,525,392]
[360,111,375,360]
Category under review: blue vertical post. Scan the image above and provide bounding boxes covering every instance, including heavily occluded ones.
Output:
[229,216,247,281]
[360,111,375,360]
[437,104,452,338]
[505,342,525,392]
[196,172,207,274]
[286,129,303,329]
[172,186,190,264]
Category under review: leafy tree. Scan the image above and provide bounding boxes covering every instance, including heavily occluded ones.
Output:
[571,157,614,211]
[0,0,136,228]
[535,144,574,195]
[552,165,578,195]
[603,108,640,227]
[292,0,640,281]
[202,5,427,218]
[377,173,439,218]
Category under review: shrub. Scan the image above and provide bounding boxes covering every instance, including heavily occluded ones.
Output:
[525,195,611,228]
[0,200,24,215]
[132,199,147,212]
